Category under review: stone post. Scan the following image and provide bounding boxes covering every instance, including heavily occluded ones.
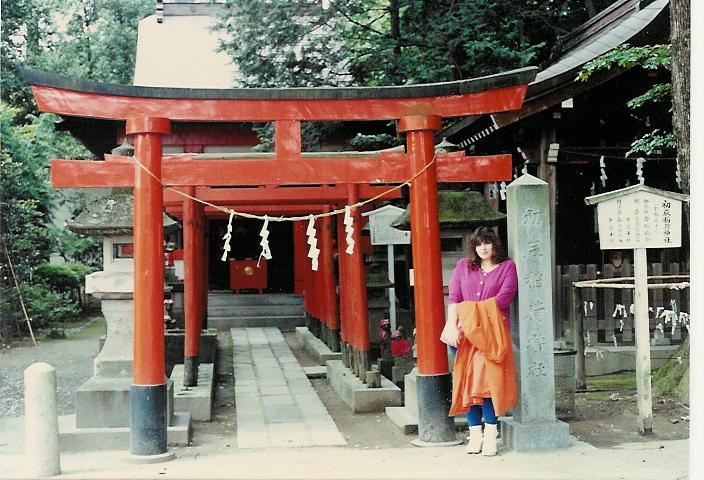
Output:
[502,174,570,451]
[24,363,61,477]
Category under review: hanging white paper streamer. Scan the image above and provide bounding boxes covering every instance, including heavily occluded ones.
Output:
[488,182,498,199]
[625,178,631,187]
[675,158,682,189]
[612,304,627,318]
[258,215,272,265]
[221,211,235,261]
[636,157,645,185]
[619,318,624,332]
[590,181,596,195]
[306,215,320,271]
[599,156,608,187]
[612,334,618,347]
[344,206,355,255]
[499,181,507,200]
[517,147,528,175]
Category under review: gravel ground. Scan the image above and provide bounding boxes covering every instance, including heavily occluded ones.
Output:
[0,319,103,417]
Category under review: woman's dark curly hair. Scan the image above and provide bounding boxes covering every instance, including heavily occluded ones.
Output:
[467,226,507,270]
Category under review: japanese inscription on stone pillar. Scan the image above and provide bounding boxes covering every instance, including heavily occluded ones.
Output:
[506,174,557,423]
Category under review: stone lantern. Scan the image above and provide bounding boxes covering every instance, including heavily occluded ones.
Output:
[62,193,189,448]
[391,189,506,298]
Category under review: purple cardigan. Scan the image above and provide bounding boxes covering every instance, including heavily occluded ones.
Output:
[448,258,518,326]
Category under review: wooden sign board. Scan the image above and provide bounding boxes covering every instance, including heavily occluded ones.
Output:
[585,186,687,250]
[362,205,411,245]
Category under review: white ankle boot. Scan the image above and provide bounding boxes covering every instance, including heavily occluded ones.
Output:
[481,423,498,456]
[465,425,483,454]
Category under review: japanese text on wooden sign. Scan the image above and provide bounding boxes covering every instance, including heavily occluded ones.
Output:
[596,191,682,249]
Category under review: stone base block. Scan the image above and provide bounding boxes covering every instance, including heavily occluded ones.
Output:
[170,363,214,421]
[165,329,218,376]
[75,377,175,428]
[500,416,572,451]
[326,360,402,413]
[295,327,342,365]
[58,412,192,452]
[75,377,130,428]
[385,406,419,434]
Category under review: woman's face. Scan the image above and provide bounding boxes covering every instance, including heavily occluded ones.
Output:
[475,241,494,262]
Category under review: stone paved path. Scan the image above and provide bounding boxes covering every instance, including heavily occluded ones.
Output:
[231,327,346,448]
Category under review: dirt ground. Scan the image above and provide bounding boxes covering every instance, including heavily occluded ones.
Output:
[0,320,690,455]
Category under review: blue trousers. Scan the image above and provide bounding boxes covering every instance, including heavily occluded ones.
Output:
[449,346,497,426]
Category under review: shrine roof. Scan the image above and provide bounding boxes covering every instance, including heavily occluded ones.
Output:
[391,190,506,231]
[584,185,690,205]
[67,193,179,236]
[21,66,536,102]
[440,0,669,141]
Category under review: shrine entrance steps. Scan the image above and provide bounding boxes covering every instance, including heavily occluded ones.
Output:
[208,293,305,331]
[231,327,346,448]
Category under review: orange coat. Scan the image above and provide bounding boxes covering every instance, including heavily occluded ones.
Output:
[448,297,517,417]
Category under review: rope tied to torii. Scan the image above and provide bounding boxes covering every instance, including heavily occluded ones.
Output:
[131,152,437,264]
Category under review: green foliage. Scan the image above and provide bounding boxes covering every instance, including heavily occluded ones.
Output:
[348,133,400,150]
[36,262,95,291]
[652,338,689,401]
[47,227,102,269]
[627,83,672,109]
[577,44,671,81]
[626,129,676,157]
[216,0,616,148]
[578,44,674,157]
[16,283,82,330]
[2,0,152,120]
[0,104,93,337]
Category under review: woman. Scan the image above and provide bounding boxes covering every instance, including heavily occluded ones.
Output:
[442,226,518,456]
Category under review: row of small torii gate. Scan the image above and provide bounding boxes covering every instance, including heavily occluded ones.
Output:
[23,65,538,457]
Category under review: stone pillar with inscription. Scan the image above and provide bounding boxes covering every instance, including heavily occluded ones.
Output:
[501,174,571,451]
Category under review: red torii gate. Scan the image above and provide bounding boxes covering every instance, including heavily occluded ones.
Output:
[22,66,536,456]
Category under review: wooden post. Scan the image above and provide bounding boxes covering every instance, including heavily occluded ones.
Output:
[633,247,653,434]
[387,244,396,331]
[320,210,340,351]
[183,187,200,386]
[346,184,369,380]
[572,286,586,390]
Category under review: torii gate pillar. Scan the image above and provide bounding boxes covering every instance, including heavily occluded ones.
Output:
[400,115,457,445]
[183,188,205,387]
[127,116,172,458]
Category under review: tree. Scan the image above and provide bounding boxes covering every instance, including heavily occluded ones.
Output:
[668,0,689,224]
[216,0,617,148]
[578,1,691,225]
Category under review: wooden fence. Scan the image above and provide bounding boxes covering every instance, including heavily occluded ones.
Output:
[555,261,690,345]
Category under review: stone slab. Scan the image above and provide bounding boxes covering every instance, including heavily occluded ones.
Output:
[58,412,192,452]
[209,316,305,332]
[501,416,572,451]
[295,327,342,365]
[303,366,327,379]
[170,363,215,421]
[326,360,402,413]
[585,345,679,376]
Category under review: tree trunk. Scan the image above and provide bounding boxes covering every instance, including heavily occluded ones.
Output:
[669,0,690,225]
